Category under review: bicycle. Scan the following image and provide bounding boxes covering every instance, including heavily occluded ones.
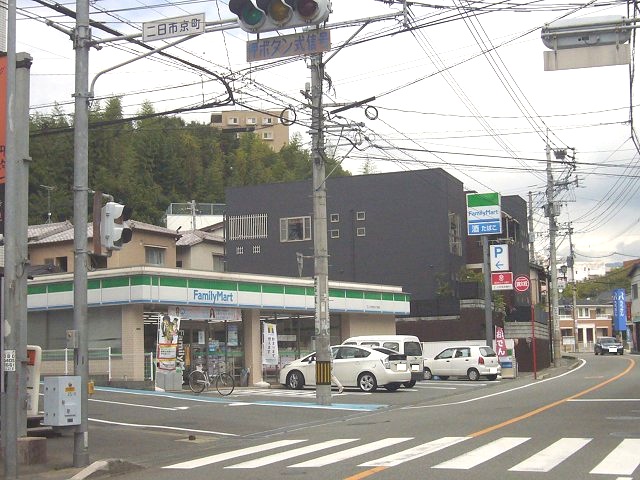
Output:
[188,364,235,396]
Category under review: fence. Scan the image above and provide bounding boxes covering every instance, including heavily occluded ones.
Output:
[41,348,157,382]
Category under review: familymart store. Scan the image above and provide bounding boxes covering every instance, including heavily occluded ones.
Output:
[26,266,410,387]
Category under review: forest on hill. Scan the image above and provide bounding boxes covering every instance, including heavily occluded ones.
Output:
[28,98,351,226]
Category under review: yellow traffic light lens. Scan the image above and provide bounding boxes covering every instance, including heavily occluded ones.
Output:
[269,1,292,23]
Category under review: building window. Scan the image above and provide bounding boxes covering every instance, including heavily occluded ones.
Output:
[356,227,366,237]
[356,211,365,221]
[236,246,244,255]
[253,245,261,254]
[330,213,339,223]
[633,283,638,300]
[330,229,340,239]
[578,307,589,318]
[145,247,165,266]
[89,254,107,270]
[227,117,239,125]
[211,113,222,124]
[45,256,68,272]
[246,117,257,125]
[449,212,462,256]
[280,216,312,242]
[212,255,225,272]
[262,117,274,125]
[228,214,268,240]
[262,132,274,140]
[176,260,183,268]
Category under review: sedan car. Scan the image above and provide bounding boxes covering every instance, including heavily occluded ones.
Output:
[594,336,624,355]
[279,345,411,392]
[423,345,501,381]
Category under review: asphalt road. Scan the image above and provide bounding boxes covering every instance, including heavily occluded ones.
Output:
[51,354,640,480]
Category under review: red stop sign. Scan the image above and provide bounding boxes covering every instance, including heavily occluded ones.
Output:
[514,275,530,292]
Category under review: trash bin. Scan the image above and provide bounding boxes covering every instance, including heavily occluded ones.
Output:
[240,367,250,387]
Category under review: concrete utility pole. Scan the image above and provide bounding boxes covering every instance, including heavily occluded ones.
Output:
[309,51,331,405]
[546,143,562,366]
[568,225,578,352]
[528,191,535,263]
[72,0,91,467]
[483,236,493,346]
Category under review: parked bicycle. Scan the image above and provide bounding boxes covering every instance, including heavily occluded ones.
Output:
[188,364,235,395]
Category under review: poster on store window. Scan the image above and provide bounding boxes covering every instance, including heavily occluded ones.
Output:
[157,314,180,370]
[262,322,279,365]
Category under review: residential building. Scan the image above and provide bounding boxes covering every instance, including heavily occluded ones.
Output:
[628,264,640,352]
[210,109,289,151]
[559,295,614,352]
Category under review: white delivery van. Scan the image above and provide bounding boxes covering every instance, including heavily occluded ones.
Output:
[342,335,423,387]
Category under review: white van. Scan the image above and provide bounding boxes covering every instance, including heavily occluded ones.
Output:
[342,335,423,387]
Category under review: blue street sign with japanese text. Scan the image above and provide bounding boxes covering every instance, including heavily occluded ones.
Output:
[247,29,331,62]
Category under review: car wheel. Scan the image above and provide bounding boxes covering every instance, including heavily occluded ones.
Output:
[424,368,433,380]
[594,350,598,355]
[403,379,416,388]
[286,370,304,390]
[619,351,624,355]
[358,372,377,392]
[384,383,401,391]
[486,374,498,381]
[467,368,480,381]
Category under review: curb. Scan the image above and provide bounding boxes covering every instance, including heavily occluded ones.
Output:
[69,459,143,480]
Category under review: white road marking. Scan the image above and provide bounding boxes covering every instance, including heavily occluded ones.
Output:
[289,438,413,468]
[89,398,185,411]
[88,418,237,436]
[433,437,529,469]
[509,437,591,472]
[360,436,469,467]
[164,440,305,469]
[226,438,358,468]
[590,439,640,475]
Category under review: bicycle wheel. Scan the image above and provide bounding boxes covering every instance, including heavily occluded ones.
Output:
[188,370,207,394]
[215,372,235,396]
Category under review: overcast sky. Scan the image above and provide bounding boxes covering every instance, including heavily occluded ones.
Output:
[17,0,640,269]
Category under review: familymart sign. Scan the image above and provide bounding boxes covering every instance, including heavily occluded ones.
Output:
[467,192,502,236]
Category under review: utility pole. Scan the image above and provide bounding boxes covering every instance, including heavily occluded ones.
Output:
[310,51,331,405]
[528,191,535,263]
[546,143,561,366]
[40,185,54,223]
[568,225,578,352]
[72,0,91,467]
[483,235,493,346]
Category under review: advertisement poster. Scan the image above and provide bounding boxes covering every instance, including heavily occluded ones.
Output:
[613,288,626,332]
[495,326,508,359]
[157,314,180,371]
[262,322,279,365]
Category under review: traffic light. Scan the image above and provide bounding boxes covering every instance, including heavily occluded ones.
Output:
[100,201,132,251]
[229,0,331,33]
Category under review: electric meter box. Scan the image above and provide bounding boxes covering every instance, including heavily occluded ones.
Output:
[43,376,81,426]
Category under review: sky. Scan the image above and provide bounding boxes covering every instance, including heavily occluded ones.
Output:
[16,0,640,271]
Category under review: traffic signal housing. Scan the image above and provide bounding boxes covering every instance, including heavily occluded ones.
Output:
[229,0,331,33]
[100,202,132,251]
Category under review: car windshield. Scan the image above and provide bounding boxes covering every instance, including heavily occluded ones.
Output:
[404,342,423,355]
[600,337,617,344]
[479,347,497,357]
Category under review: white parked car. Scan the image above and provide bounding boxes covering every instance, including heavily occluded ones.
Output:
[423,345,501,381]
[279,345,412,392]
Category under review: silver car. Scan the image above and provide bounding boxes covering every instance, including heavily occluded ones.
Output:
[424,345,501,381]
[279,345,411,392]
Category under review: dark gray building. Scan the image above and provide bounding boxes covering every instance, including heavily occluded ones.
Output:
[224,168,468,316]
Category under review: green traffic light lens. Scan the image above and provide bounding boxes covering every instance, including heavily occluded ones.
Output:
[242,4,264,26]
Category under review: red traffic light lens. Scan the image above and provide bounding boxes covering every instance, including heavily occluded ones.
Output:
[297,0,318,18]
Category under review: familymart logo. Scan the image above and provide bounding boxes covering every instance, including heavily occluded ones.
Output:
[191,289,235,305]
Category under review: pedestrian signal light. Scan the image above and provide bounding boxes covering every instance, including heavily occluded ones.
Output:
[229,0,331,33]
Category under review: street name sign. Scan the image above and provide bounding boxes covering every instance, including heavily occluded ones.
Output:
[491,272,513,290]
[143,13,205,42]
[247,29,331,62]
[490,244,509,271]
[467,192,502,236]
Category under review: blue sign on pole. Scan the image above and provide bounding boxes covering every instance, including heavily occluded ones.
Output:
[613,288,626,332]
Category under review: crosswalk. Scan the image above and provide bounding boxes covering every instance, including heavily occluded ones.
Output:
[164,435,640,475]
